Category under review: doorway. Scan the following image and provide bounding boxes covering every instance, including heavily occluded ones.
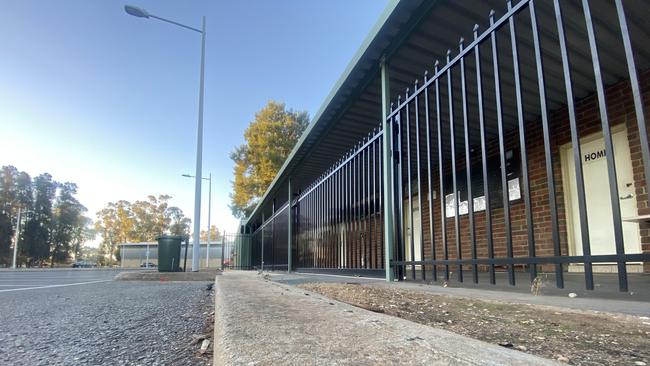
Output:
[561,126,641,272]
[403,196,422,266]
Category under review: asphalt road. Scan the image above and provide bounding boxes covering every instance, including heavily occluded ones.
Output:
[0,269,119,292]
[0,270,212,365]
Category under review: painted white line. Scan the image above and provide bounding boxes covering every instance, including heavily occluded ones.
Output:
[0,280,112,293]
[0,285,50,287]
[0,279,109,282]
[294,272,384,281]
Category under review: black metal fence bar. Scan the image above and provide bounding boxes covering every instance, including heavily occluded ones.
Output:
[447,50,463,284]
[405,88,415,280]
[553,0,594,290]
[396,101,405,278]
[581,0,628,292]
[345,151,350,268]
[434,62,449,281]
[353,143,358,268]
[529,0,563,289]
[361,140,365,269]
[507,0,536,283]
[415,80,425,281]
[424,71,437,281]
[459,38,478,284]
[614,0,650,207]
[489,10,515,286]
[474,24,496,286]
[378,133,384,269]
[370,132,376,268]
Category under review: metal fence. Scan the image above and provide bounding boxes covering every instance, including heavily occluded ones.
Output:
[387,0,650,291]
[294,128,385,275]
[219,232,238,269]
[249,204,289,271]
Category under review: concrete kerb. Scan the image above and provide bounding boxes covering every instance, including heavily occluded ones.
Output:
[213,274,226,366]
[212,271,559,366]
[114,270,221,281]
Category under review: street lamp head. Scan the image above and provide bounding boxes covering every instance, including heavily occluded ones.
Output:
[124,5,150,18]
[181,174,193,178]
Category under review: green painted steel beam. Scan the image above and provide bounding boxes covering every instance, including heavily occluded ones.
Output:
[287,178,293,273]
[381,61,395,282]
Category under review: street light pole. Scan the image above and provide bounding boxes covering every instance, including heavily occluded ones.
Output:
[182,173,211,269]
[191,16,206,272]
[206,173,212,268]
[12,207,22,269]
[125,5,206,272]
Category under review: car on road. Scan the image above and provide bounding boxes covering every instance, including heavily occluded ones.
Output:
[140,262,157,268]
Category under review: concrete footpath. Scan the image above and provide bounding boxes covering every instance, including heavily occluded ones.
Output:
[213,271,558,365]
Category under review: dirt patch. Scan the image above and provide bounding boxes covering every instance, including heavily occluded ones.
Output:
[299,283,650,365]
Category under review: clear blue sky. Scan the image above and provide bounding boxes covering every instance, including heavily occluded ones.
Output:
[0,0,389,244]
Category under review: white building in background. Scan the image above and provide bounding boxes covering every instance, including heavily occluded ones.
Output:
[119,241,232,269]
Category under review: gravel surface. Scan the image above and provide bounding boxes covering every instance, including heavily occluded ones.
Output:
[300,283,650,366]
[0,281,213,366]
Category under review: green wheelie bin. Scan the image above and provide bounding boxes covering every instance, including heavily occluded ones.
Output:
[157,235,183,272]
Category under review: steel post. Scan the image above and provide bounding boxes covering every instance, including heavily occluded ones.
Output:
[288,178,293,272]
[191,16,206,272]
[221,231,226,270]
[381,60,394,282]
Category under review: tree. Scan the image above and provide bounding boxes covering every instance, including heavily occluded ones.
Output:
[51,182,88,264]
[166,206,190,236]
[0,166,92,267]
[95,195,191,262]
[0,166,19,265]
[0,212,12,266]
[200,225,222,242]
[230,101,309,218]
[22,173,57,266]
[96,202,127,265]
[71,216,94,261]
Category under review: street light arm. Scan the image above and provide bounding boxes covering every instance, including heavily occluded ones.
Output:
[182,174,210,181]
[149,14,203,34]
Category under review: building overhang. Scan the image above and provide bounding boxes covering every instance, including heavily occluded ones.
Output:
[244,0,650,228]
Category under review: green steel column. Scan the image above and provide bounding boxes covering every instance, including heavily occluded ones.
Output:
[381,59,395,282]
[245,228,251,268]
[287,178,293,272]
